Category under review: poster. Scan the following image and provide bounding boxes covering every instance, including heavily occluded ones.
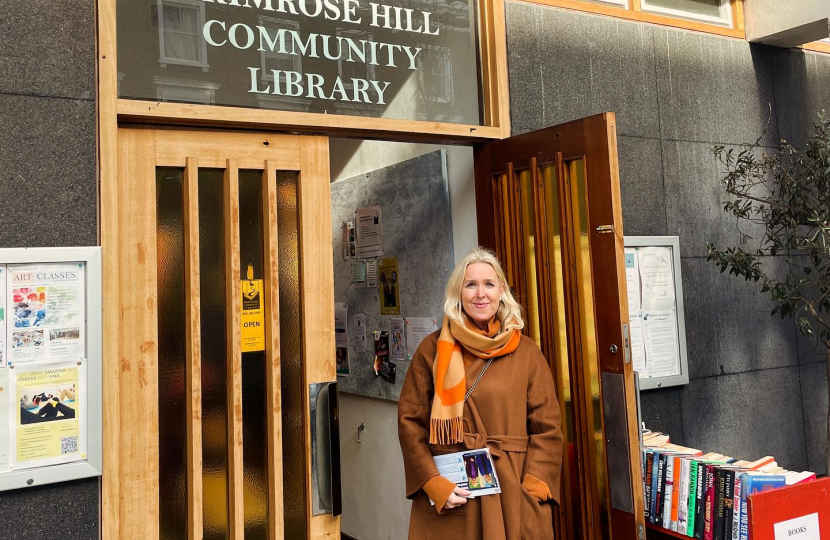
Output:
[7,263,85,365]
[366,259,378,288]
[10,362,86,470]
[354,314,367,353]
[390,317,406,362]
[342,220,356,260]
[638,247,675,312]
[373,331,389,376]
[378,257,400,315]
[405,317,439,359]
[355,206,383,258]
[642,310,680,377]
[335,302,349,376]
[241,275,265,353]
[624,248,641,315]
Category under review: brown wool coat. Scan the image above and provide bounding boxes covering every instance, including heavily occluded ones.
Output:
[398,332,564,540]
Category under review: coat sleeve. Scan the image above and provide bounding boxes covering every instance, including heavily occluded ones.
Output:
[523,344,564,505]
[398,336,441,499]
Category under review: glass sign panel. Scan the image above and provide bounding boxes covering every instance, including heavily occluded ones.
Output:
[117,0,482,125]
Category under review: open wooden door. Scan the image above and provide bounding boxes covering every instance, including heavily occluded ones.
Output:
[102,128,338,540]
[475,113,644,540]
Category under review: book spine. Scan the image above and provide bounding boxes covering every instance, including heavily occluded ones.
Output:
[723,470,735,540]
[738,478,750,540]
[655,454,666,525]
[677,458,690,532]
[713,469,726,540]
[671,457,682,531]
[732,472,744,540]
[663,456,675,528]
[687,460,698,537]
[645,452,654,522]
[694,462,707,539]
[703,465,716,540]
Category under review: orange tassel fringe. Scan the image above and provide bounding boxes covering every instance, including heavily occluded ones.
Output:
[429,416,464,445]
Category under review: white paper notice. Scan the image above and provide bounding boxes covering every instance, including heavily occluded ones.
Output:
[629,315,647,375]
[355,206,383,248]
[638,247,675,311]
[390,317,405,362]
[366,259,378,288]
[353,314,367,353]
[642,310,680,377]
[773,513,820,540]
[405,317,439,359]
[624,248,641,315]
[334,302,348,349]
[7,263,86,365]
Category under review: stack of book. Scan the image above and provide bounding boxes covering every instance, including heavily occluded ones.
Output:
[641,430,816,540]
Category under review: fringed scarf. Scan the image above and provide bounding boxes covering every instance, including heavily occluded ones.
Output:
[429,315,521,445]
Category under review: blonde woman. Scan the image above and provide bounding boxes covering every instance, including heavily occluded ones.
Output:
[398,247,563,540]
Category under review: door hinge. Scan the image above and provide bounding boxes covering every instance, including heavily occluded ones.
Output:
[596,224,615,234]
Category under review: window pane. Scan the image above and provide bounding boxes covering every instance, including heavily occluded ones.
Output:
[643,0,725,20]
[163,5,182,30]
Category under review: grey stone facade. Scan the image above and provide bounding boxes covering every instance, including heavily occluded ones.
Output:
[0,0,99,538]
[506,1,829,475]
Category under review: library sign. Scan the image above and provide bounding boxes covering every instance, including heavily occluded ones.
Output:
[116,0,481,124]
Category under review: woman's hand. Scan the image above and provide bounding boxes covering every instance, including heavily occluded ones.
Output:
[442,486,472,510]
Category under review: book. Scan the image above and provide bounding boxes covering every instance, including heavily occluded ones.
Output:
[650,451,662,523]
[712,468,727,540]
[723,469,743,540]
[677,457,691,533]
[731,472,743,540]
[645,451,655,521]
[694,460,708,539]
[670,455,683,530]
[738,474,787,540]
[785,471,816,485]
[687,459,699,537]
[703,464,717,540]
[655,453,667,524]
[663,454,676,528]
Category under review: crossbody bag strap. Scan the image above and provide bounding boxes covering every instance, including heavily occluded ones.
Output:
[465,357,495,402]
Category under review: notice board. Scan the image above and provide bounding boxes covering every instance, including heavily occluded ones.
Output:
[331,150,453,402]
[0,247,102,491]
[624,236,689,390]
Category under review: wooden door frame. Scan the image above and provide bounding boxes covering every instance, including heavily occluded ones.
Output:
[474,113,645,540]
[102,128,336,539]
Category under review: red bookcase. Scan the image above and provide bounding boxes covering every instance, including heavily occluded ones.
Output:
[747,477,829,540]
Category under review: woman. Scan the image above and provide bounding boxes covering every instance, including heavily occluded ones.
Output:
[398,247,563,540]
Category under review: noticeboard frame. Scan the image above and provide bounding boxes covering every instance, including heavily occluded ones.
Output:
[0,246,103,492]
[623,236,690,391]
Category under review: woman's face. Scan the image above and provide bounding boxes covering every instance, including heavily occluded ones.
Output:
[461,263,503,329]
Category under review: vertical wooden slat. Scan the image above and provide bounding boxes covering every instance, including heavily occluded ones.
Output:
[262,161,286,540]
[299,135,340,539]
[224,158,244,540]
[116,128,160,538]
[99,0,121,536]
[184,157,204,540]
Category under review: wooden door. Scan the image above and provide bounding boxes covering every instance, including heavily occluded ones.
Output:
[475,113,644,540]
[102,128,338,540]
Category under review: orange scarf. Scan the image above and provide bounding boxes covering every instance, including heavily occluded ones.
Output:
[430,315,521,445]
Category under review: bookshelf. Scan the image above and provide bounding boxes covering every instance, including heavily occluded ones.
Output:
[646,522,690,539]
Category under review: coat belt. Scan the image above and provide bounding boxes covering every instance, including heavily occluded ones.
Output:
[462,433,528,458]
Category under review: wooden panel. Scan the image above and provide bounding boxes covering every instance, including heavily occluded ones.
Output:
[115,128,161,538]
[184,158,204,540]
[520,0,746,38]
[119,99,503,144]
[262,161,286,540]
[479,0,512,136]
[155,130,301,170]
[224,159,245,540]
[802,40,830,54]
[99,0,121,536]
[474,143,497,251]
[299,136,340,539]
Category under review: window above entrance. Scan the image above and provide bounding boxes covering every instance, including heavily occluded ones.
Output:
[116,0,484,126]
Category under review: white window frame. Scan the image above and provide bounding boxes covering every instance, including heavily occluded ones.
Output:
[259,16,302,83]
[157,0,210,71]
[153,77,220,104]
[640,0,732,27]
[337,28,376,88]
[419,44,454,103]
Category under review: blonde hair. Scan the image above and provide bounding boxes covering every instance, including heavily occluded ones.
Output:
[443,247,524,332]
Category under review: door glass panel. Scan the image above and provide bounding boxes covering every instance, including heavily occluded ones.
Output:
[238,170,269,540]
[199,169,230,540]
[276,171,307,539]
[643,0,725,19]
[567,158,609,535]
[156,168,187,540]
[517,169,541,346]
